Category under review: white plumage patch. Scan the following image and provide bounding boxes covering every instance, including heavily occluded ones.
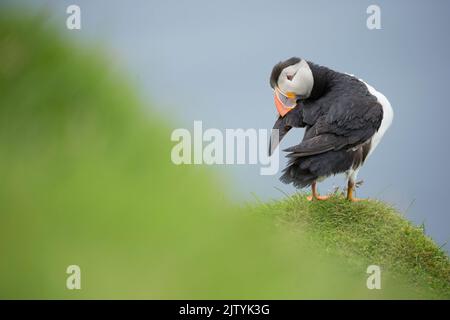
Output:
[345,73,394,159]
[361,80,394,158]
[343,74,393,182]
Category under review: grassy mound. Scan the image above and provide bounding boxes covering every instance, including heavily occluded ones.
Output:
[255,194,450,298]
[0,11,448,299]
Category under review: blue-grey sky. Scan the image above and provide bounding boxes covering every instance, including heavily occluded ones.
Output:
[9,0,450,250]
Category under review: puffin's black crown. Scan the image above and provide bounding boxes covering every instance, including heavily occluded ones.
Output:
[269,57,301,89]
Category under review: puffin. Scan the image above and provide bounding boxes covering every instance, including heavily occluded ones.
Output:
[269,57,393,201]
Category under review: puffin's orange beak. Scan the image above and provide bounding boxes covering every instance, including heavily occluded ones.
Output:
[274,88,297,117]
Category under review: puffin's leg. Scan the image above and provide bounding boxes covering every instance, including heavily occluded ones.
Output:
[346,178,362,202]
[307,181,329,201]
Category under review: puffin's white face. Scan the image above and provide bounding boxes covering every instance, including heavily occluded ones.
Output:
[277,59,314,99]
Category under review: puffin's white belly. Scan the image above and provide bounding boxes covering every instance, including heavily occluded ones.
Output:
[361,80,394,157]
[345,74,394,158]
[342,75,393,182]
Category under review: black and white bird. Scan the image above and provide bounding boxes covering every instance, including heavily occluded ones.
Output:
[269,57,393,201]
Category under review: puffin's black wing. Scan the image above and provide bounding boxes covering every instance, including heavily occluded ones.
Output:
[284,91,383,157]
[269,107,305,156]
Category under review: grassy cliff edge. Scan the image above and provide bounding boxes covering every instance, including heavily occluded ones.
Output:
[255,193,450,298]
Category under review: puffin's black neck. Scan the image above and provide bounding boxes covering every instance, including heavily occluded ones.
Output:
[307,62,333,100]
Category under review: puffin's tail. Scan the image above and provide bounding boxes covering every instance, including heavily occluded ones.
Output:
[280,157,317,188]
[280,149,358,189]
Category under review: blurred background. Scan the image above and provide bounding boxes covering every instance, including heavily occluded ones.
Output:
[0,0,449,298]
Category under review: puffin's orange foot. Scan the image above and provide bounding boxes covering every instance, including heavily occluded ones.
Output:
[346,182,363,202]
[307,195,330,201]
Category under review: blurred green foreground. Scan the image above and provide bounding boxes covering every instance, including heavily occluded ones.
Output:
[0,12,448,299]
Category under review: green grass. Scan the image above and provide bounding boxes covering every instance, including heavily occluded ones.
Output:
[254,193,450,298]
[0,10,449,299]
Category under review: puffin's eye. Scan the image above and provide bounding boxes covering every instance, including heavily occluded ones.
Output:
[287,74,294,81]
